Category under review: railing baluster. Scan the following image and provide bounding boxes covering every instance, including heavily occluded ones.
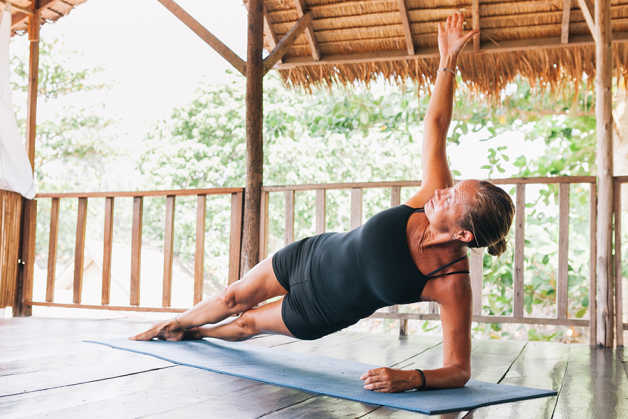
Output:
[513,184,525,319]
[73,197,87,304]
[229,192,244,285]
[284,190,295,244]
[389,186,404,335]
[589,183,598,345]
[350,188,363,229]
[102,197,114,305]
[390,186,401,207]
[315,189,326,234]
[470,247,484,316]
[45,198,59,302]
[162,195,175,307]
[259,191,269,260]
[130,196,143,306]
[194,195,206,304]
[614,181,623,346]
[558,183,570,320]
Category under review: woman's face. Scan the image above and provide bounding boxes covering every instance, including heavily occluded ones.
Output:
[424,180,480,237]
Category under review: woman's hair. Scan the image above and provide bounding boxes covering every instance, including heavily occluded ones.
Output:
[459,181,515,256]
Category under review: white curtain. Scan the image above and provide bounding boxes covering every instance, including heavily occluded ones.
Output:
[0,8,35,199]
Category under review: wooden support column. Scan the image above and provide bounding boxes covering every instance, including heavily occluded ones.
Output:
[595,0,614,348]
[241,0,264,275]
[14,7,39,317]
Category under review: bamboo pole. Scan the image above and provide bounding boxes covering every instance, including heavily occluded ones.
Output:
[14,9,39,317]
[595,0,614,348]
[241,0,264,275]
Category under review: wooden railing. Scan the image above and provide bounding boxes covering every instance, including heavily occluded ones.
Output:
[261,176,600,342]
[19,176,626,345]
[27,188,244,313]
[614,176,627,347]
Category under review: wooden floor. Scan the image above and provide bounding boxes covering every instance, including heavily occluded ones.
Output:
[1,317,626,419]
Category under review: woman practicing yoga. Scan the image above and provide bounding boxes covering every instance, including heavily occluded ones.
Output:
[133,13,514,393]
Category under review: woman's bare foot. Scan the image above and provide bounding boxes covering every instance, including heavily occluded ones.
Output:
[130,319,203,341]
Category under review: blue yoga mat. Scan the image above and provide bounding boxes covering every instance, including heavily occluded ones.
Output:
[87,338,556,415]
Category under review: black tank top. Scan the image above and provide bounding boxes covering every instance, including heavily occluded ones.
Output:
[307,204,468,328]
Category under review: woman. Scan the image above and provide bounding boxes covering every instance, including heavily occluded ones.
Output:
[133,13,514,393]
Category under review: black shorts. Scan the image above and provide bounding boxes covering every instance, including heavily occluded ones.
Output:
[272,234,343,340]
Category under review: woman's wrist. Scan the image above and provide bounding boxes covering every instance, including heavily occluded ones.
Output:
[439,53,458,70]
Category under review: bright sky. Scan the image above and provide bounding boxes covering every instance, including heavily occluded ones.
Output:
[17,0,248,138]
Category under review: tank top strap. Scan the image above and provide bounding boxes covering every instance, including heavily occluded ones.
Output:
[425,255,467,278]
[413,207,424,213]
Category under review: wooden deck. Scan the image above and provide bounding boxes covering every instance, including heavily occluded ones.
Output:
[1,317,626,418]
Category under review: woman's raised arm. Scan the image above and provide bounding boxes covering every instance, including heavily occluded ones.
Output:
[407,13,477,207]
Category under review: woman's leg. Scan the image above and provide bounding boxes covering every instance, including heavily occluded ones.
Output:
[176,257,287,329]
[132,257,287,341]
[194,298,292,341]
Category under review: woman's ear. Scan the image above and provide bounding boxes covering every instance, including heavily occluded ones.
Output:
[455,229,474,244]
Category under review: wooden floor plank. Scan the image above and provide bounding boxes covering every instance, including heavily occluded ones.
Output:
[361,339,528,418]
[551,345,628,419]
[461,341,569,418]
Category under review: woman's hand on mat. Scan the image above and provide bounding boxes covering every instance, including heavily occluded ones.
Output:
[437,12,478,59]
[130,320,203,341]
[360,367,417,393]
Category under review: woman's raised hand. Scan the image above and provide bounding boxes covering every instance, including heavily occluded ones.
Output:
[437,12,478,59]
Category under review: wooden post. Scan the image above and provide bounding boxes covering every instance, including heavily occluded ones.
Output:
[101,197,114,305]
[241,0,264,275]
[162,195,175,307]
[595,0,614,348]
[45,198,59,302]
[194,194,206,304]
[14,8,40,317]
[228,192,244,285]
[614,182,623,347]
[130,197,143,306]
[513,184,525,319]
[73,198,88,304]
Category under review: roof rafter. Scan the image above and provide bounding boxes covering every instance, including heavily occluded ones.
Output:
[472,0,480,52]
[294,0,320,61]
[263,4,278,50]
[157,0,246,76]
[576,0,597,42]
[396,0,414,55]
[11,0,56,29]
[561,0,571,43]
[277,32,628,69]
[263,12,311,74]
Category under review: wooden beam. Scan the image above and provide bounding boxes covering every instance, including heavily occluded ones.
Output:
[45,198,59,302]
[561,0,572,44]
[130,197,143,306]
[472,0,480,52]
[577,0,597,43]
[315,189,326,234]
[513,184,525,319]
[263,4,278,50]
[595,0,613,348]
[277,32,628,69]
[73,198,87,304]
[469,248,483,316]
[157,0,246,76]
[614,181,623,347]
[10,0,55,30]
[350,188,363,229]
[258,191,269,261]
[284,190,295,245]
[263,12,312,74]
[14,10,39,317]
[162,195,175,307]
[101,197,114,305]
[228,192,243,285]
[241,0,264,275]
[397,0,414,55]
[557,183,570,320]
[294,0,320,61]
[0,0,33,15]
[194,194,206,304]
[589,183,597,346]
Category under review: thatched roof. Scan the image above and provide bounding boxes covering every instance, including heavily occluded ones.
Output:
[261,0,628,95]
[3,0,85,34]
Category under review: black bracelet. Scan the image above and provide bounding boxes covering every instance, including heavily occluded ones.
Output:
[415,369,427,390]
